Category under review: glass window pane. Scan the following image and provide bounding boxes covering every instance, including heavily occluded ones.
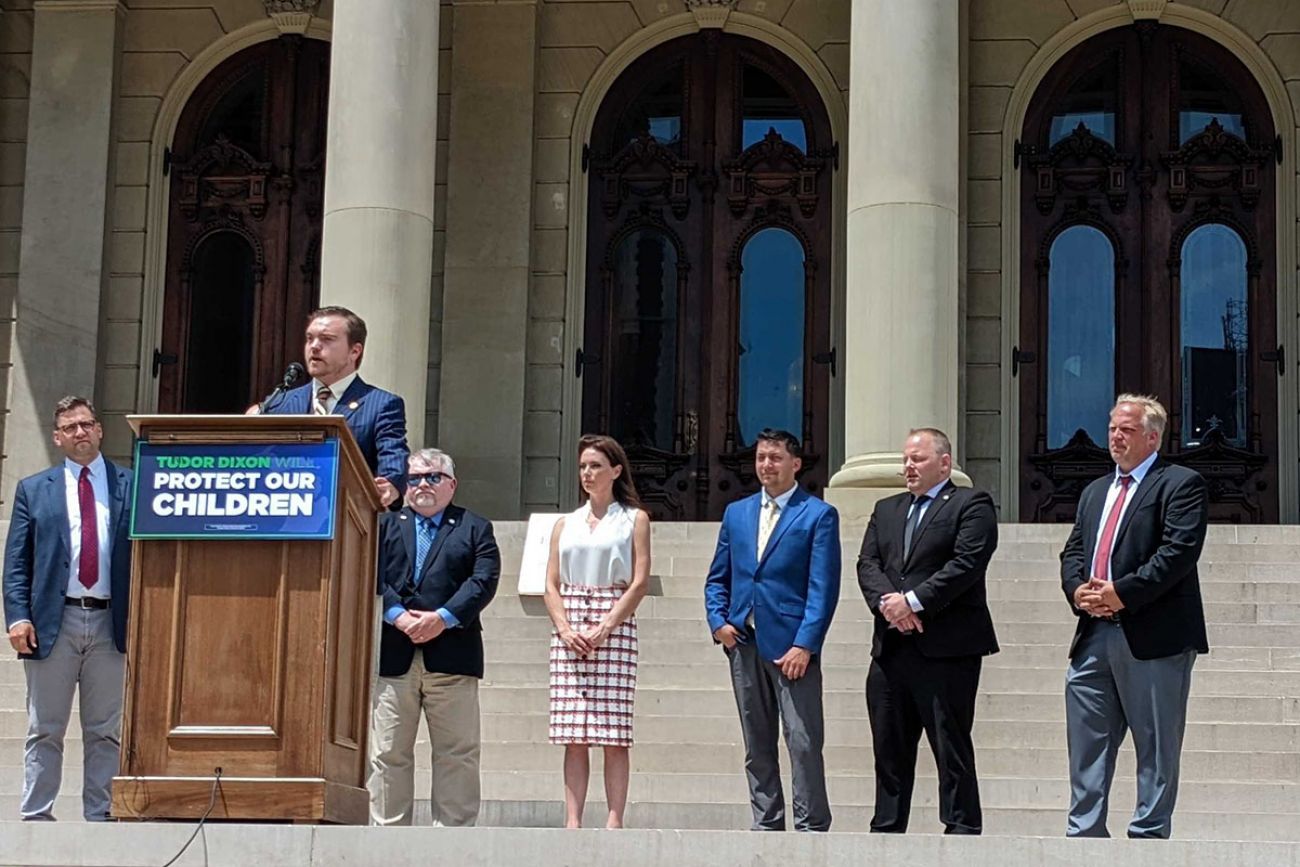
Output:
[742,64,807,152]
[738,228,805,445]
[1047,226,1115,447]
[613,65,685,151]
[197,63,267,155]
[1048,62,1117,146]
[611,230,679,451]
[1178,59,1245,145]
[185,233,257,413]
[1180,224,1248,447]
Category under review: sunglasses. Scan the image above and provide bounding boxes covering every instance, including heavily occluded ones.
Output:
[408,472,451,488]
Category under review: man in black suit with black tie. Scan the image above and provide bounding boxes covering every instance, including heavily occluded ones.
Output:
[369,448,500,826]
[856,427,999,835]
[1060,394,1208,839]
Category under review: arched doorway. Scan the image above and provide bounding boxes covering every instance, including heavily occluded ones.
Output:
[1016,24,1279,523]
[156,37,329,414]
[580,33,836,521]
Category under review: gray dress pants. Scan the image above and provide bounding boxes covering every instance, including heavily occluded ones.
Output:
[22,607,125,821]
[726,639,831,831]
[1065,618,1195,839]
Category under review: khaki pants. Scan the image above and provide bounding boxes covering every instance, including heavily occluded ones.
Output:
[368,653,481,826]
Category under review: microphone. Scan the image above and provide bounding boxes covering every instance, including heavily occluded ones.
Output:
[258,362,305,414]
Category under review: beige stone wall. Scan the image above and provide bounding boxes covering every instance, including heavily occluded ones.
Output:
[0,3,33,468]
[962,0,1300,513]
[524,0,848,512]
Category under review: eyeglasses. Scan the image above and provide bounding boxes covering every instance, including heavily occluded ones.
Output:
[56,420,97,435]
[408,472,451,488]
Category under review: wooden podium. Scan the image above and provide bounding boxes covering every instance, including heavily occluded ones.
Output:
[111,415,381,824]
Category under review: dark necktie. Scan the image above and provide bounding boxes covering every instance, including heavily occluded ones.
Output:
[315,386,333,415]
[1093,475,1133,581]
[78,466,98,590]
[903,494,930,562]
[414,517,437,586]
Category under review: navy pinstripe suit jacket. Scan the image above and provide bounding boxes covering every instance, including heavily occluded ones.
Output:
[265,375,410,491]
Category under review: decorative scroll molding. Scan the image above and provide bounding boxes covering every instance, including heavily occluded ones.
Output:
[1127,0,1168,21]
[1024,123,1134,215]
[264,0,319,35]
[1160,118,1272,212]
[684,0,736,29]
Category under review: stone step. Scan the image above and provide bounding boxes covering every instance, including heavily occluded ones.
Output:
[474,617,1300,647]
[478,662,1300,695]
[474,771,1300,814]
[469,800,1300,839]
[476,687,1300,723]
[628,574,1300,601]
[484,595,1297,624]
[476,639,1300,671]
[6,823,1300,865]
[471,713,1300,752]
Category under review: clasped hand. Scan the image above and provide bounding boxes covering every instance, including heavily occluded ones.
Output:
[395,609,446,644]
[560,622,612,657]
[879,592,924,634]
[1074,577,1124,618]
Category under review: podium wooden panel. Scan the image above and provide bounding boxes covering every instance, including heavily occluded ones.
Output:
[111,415,381,823]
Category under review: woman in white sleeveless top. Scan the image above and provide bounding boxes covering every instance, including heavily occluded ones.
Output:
[544,434,651,829]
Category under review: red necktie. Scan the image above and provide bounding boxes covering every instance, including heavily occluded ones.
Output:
[1092,474,1132,582]
[78,466,99,590]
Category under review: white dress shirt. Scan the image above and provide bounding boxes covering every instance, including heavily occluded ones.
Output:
[1089,449,1160,580]
[313,371,357,414]
[904,480,951,613]
[747,483,798,630]
[65,455,112,599]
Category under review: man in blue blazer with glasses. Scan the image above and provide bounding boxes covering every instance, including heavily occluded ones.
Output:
[705,428,841,832]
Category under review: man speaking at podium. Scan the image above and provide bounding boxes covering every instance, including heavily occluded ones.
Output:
[256,306,409,507]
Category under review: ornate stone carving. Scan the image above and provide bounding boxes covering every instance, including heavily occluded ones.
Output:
[684,0,737,29]
[264,0,319,35]
[1126,0,1168,21]
[1160,118,1272,212]
[720,128,828,218]
[1025,123,1134,215]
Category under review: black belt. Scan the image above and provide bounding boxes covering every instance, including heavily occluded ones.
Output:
[65,596,110,610]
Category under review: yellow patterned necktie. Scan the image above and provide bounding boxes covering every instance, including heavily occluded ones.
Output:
[315,386,332,415]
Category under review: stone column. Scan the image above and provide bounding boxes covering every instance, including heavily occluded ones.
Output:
[437,2,538,518]
[3,0,123,511]
[319,0,439,447]
[826,0,967,522]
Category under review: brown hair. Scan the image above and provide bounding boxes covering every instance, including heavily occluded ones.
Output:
[577,434,641,508]
[52,395,97,427]
[308,305,367,368]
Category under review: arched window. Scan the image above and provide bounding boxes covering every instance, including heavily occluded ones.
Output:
[184,233,258,414]
[1179,223,1248,447]
[1046,226,1115,448]
[1018,25,1277,522]
[738,228,806,443]
[609,229,680,452]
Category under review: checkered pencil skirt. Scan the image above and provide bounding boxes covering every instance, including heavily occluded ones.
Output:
[549,583,638,746]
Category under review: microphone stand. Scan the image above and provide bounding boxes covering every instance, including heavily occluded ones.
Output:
[258,364,304,414]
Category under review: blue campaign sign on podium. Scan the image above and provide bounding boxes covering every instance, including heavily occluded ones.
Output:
[130,440,340,540]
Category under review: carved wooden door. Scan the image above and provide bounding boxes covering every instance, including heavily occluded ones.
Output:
[157,37,329,413]
[1018,24,1278,522]
[582,34,834,521]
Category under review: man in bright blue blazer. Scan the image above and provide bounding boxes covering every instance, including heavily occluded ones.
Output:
[260,306,409,507]
[4,396,132,821]
[705,428,841,832]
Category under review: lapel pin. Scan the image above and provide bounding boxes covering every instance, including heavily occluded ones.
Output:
[399,514,408,520]
[943,494,951,501]
[348,401,359,410]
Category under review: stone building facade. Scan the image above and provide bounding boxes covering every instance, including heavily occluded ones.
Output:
[1,0,1298,522]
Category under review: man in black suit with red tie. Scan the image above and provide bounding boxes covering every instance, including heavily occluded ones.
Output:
[857,427,999,835]
[1060,394,1208,839]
